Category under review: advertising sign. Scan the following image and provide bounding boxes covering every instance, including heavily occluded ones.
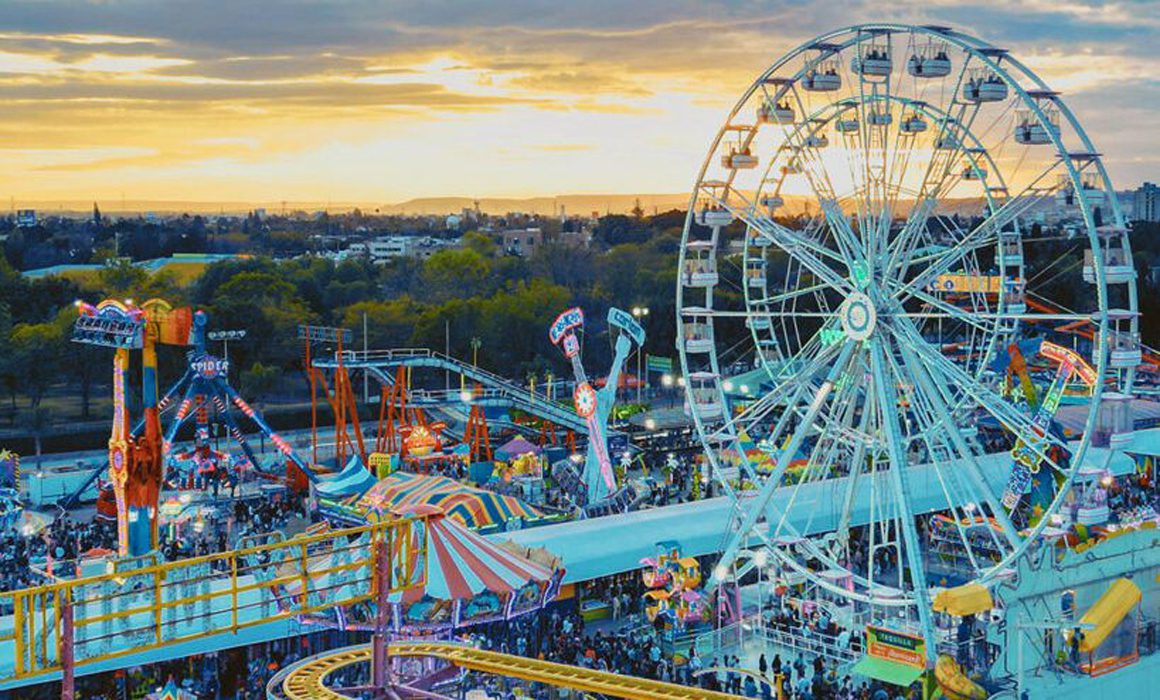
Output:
[865,626,926,669]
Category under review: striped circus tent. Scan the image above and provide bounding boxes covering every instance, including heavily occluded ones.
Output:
[388,504,564,632]
[356,472,541,530]
[315,455,378,499]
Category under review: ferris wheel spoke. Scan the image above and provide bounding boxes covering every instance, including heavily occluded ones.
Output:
[914,157,1065,285]
[836,371,877,539]
[732,209,854,292]
[708,340,858,588]
[886,97,982,273]
[892,286,996,334]
[770,373,865,539]
[891,321,1072,468]
[707,183,845,270]
[868,340,938,652]
[890,333,1024,550]
[782,119,868,267]
[754,281,834,306]
[719,336,843,441]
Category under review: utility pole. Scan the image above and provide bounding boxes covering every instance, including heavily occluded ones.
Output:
[363,311,369,403]
[632,306,650,404]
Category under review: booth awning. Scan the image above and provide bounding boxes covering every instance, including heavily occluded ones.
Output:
[932,583,994,617]
[852,656,924,687]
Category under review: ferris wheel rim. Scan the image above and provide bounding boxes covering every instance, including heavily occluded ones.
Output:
[676,23,1135,610]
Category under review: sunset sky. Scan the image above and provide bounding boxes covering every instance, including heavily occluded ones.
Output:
[3,0,1158,206]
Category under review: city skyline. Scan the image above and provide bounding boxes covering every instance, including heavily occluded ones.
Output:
[3,0,1159,203]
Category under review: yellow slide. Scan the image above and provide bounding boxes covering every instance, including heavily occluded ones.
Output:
[1064,578,1141,654]
[933,655,987,700]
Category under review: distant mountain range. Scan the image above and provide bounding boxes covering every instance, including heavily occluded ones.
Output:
[14,194,707,217]
[11,190,1136,218]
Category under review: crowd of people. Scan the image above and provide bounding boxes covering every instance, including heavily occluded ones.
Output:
[0,487,309,598]
[466,589,923,700]
[0,513,117,593]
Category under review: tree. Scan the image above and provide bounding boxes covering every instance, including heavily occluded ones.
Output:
[9,321,64,410]
[238,362,282,403]
[210,271,316,369]
[462,232,497,258]
[531,242,597,289]
[420,248,492,302]
[97,258,148,295]
[18,406,53,467]
[341,297,428,350]
[47,307,101,419]
[592,214,650,247]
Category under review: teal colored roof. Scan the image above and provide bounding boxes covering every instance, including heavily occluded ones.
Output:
[22,263,103,279]
[23,253,246,279]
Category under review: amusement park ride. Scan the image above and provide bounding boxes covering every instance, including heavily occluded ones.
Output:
[549,306,645,512]
[8,20,1160,700]
[73,299,315,556]
[678,21,1156,700]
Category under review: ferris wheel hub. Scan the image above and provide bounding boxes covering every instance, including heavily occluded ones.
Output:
[839,292,877,341]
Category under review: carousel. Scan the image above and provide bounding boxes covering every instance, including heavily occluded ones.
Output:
[300,503,564,636]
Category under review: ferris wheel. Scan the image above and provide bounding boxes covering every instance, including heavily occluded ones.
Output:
[677,24,1138,645]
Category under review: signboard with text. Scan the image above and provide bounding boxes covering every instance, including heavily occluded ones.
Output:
[865,625,926,669]
[550,307,585,345]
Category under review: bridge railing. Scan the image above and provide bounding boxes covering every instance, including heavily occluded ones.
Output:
[0,517,424,683]
[314,347,601,434]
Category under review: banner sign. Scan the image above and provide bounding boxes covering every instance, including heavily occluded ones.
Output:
[191,356,230,378]
[297,325,353,343]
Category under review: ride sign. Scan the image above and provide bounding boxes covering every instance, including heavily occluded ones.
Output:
[549,307,585,345]
[607,307,645,346]
[192,356,230,378]
[1003,359,1074,509]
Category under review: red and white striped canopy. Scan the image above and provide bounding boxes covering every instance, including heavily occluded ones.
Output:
[392,504,559,605]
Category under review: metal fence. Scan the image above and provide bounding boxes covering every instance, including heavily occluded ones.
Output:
[0,516,423,682]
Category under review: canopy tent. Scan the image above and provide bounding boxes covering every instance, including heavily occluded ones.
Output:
[316,455,377,500]
[356,472,542,530]
[391,503,561,605]
[495,436,542,462]
[933,583,994,617]
[851,656,924,688]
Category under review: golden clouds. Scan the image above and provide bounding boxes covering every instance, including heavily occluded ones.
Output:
[0,4,1154,203]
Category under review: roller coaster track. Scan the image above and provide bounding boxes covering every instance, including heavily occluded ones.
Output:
[314,348,602,435]
[1025,294,1160,369]
[278,641,742,700]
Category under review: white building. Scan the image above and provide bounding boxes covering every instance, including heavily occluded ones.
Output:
[1134,182,1159,223]
[367,235,453,263]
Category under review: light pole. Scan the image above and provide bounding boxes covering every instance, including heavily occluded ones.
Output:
[631,306,649,405]
[207,329,247,372]
[470,336,482,367]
